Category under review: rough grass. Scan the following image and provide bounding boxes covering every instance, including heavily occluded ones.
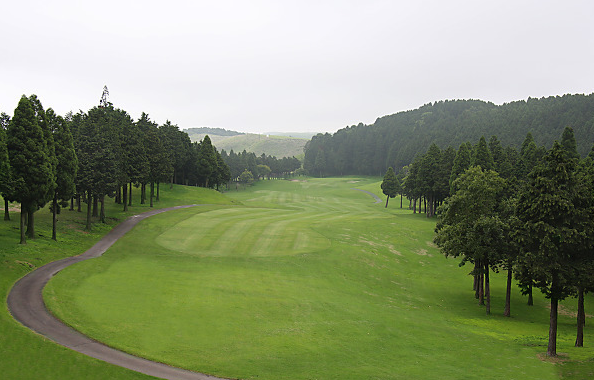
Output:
[0,186,233,380]
[44,178,594,380]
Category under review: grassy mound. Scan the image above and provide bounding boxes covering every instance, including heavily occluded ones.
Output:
[43,178,594,379]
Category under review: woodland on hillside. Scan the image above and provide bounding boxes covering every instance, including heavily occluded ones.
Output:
[304,94,594,176]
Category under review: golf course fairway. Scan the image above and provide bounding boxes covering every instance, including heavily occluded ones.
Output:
[44,177,593,379]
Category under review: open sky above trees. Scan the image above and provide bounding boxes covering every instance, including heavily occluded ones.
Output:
[1,0,593,134]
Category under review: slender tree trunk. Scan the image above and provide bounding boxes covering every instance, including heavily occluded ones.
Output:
[478,261,485,306]
[4,198,9,220]
[26,208,34,239]
[52,194,57,241]
[413,198,417,213]
[100,195,106,223]
[70,196,74,211]
[141,183,146,204]
[19,206,26,244]
[400,194,403,208]
[484,260,490,315]
[156,182,160,201]
[92,195,98,217]
[77,194,81,212]
[128,182,132,206]
[150,182,154,208]
[85,192,92,231]
[528,284,534,306]
[115,186,121,204]
[385,195,389,208]
[548,297,559,356]
[504,267,512,317]
[123,183,128,212]
[576,287,585,347]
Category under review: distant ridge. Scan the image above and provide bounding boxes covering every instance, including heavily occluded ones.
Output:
[184,127,242,137]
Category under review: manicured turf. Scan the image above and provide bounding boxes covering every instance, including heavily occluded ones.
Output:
[44,178,594,379]
[0,185,234,380]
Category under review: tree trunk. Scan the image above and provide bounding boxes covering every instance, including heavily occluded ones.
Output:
[123,183,128,212]
[385,195,389,208]
[52,194,57,241]
[504,267,512,317]
[92,195,98,217]
[412,198,417,213]
[19,206,26,244]
[548,297,558,356]
[576,287,585,347]
[100,195,106,223]
[484,260,490,315]
[141,183,146,204]
[473,261,479,297]
[128,182,132,206]
[400,194,403,208]
[4,198,9,220]
[77,194,81,212]
[478,261,485,306]
[527,284,534,306]
[115,186,121,204]
[150,182,154,208]
[26,208,34,239]
[85,192,92,231]
[70,196,74,211]
[156,182,160,201]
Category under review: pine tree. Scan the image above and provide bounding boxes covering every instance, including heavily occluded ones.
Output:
[0,113,11,221]
[6,96,55,243]
[560,126,580,160]
[450,142,472,194]
[381,167,399,208]
[472,136,494,171]
[196,135,217,187]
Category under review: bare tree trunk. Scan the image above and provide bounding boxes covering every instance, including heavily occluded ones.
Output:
[504,267,512,317]
[576,287,585,347]
[85,192,92,231]
[26,208,34,239]
[129,182,132,206]
[478,260,485,306]
[400,194,403,208]
[70,196,74,211]
[484,260,490,315]
[19,206,26,244]
[156,182,160,201]
[527,284,534,306]
[385,195,389,208]
[4,198,9,220]
[77,194,81,212]
[141,183,146,204]
[548,297,558,356]
[92,195,98,217]
[123,183,128,212]
[150,182,154,208]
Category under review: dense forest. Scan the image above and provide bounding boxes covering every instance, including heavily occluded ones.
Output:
[0,92,231,242]
[304,94,594,176]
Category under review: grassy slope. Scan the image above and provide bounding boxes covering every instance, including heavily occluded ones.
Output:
[188,132,307,159]
[0,186,234,380]
[44,178,594,380]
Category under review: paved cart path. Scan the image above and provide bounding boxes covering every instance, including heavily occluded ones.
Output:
[7,205,227,380]
[352,188,383,203]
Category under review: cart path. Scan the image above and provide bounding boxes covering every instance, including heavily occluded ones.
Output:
[7,205,228,380]
[352,188,383,203]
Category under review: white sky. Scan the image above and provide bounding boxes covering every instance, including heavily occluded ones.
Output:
[1,0,593,134]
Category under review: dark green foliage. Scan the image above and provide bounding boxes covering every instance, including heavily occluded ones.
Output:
[196,135,218,188]
[0,113,11,205]
[516,141,582,356]
[6,96,55,243]
[303,94,594,176]
[472,136,494,171]
[239,169,254,184]
[450,142,472,193]
[221,149,300,181]
[380,167,399,208]
[560,126,580,160]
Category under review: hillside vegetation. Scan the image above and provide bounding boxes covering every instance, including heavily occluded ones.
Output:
[186,129,307,159]
[304,94,594,176]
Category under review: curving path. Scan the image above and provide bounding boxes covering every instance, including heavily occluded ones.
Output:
[352,188,383,204]
[7,205,227,380]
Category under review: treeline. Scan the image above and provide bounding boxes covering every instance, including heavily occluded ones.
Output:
[304,94,594,176]
[390,127,594,357]
[221,149,302,181]
[185,127,242,137]
[0,94,230,243]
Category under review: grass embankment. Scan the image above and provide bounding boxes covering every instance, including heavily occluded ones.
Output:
[44,177,594,379]
[0,185,234,380]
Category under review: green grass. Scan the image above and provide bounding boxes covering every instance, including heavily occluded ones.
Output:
[0,185,234,380]
[43,178,594,379]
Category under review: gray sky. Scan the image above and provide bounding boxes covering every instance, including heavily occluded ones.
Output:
[2,0,593,134]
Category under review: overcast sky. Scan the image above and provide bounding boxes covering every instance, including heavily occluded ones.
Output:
[2,0,593,134]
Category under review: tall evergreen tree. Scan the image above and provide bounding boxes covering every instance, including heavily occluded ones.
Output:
[0,113,11,221]
[560,126,580,160]
[381,167,399,208]
[196,135,217,188]
[6,96,55,243]
[48,109,77,240]
[516,141,582,357]
[472,136,494,171]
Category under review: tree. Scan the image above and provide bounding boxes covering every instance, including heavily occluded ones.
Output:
[472,136,494,171]
[381,167,399,208]
[196,135,217,187]
[516,141,581,357]
[449,142,472,194]
[560,126,580,160]
[434,166,507,315]
[47,109,77,240]
[6,96,55,243]
[0,113,11,221]
[239,169,254,185]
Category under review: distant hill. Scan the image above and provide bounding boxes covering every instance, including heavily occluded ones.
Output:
[303,93,594,176]
[185,128,308,159]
